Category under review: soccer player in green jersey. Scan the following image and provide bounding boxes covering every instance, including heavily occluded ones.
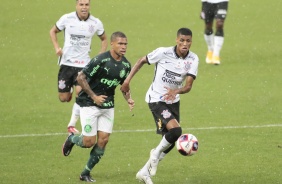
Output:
[62,31,134,182]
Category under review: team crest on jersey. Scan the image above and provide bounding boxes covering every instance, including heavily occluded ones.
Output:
[184,61,191,71]
[58,80,66,89]
[120,69,126,78]
[88,25,95,33]
[161,110,171,119]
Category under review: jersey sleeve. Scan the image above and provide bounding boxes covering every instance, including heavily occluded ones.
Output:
[147,47,165,64]
[55,14,68,31]
[82,56,103,79]
[95,19,105,36]
[187,54,199,79]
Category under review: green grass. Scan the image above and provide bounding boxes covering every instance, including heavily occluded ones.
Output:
[0,0,281,183]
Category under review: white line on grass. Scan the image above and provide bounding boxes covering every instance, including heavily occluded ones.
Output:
[0,124,281,138]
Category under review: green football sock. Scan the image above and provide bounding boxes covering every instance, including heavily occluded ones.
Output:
[81,144,105,176]
[70,134,85,148]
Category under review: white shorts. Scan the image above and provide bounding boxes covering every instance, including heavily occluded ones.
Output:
[80,106,114,136]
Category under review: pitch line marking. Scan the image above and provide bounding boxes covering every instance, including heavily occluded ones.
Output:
[0,124,281,138]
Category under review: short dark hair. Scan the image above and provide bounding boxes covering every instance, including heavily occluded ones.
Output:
[177,28,192,37]
[111,31,127,41]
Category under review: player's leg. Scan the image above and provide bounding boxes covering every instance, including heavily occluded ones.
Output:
[62,106,98,157]
[212,1,228,64]
[203,2,215,64]
[80,108,113,182]
[67,84,82,133]
[58,65,73,102]
[148,102,182,176]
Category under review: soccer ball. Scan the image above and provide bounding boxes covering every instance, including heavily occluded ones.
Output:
[176,133,199,156]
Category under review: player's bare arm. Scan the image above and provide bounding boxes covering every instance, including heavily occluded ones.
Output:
[49,25,63,56]
[98,33,108,54]
[120,56,147,92]
[121,90,135,111]
[76,71,107,106]
[163,76,194,101]
[175,75,194,94]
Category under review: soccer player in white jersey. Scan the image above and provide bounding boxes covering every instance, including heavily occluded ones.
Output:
[121,28,199,184]
[200,0,229,65]
[49,0,108,133]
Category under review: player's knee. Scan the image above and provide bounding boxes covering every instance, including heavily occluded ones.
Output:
[83,137,96,148]
[215,29,224,37]
[165,127,182,143]
[97,137,109,148]
[205,28,213,35]
[58,93,72,102]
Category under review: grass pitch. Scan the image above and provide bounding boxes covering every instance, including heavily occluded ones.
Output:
[0,0,281,183]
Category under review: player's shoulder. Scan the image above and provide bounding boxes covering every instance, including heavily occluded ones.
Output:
[187,50,199,62]
[122,55,130,64]
[61,12,77,19]
[153,46,174,54]
[95,51,111,60]
[88,14,103,24]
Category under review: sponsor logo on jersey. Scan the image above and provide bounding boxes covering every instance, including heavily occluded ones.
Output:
[100,78,121,87]
[90,65,100,76]
[162,70,182,85]
[70,34,89,46]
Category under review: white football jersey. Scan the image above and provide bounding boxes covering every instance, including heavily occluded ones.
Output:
[145,46,199,104]
[201,0,229,3]
[56,12,105,68]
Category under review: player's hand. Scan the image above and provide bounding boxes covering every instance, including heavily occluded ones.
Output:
[56,48,63,56]
[93,95,108,106]
[127,98,135,111]
[163,86,177,102]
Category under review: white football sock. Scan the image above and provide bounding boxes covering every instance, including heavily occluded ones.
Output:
[213,36,224,57]
[153,136,171,158]
[204,34,214,52]
[67,102,80,127]
[159,152,166,161]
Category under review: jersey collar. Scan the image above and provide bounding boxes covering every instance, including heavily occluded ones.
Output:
[174,46,189,59]
[76,12,90,21]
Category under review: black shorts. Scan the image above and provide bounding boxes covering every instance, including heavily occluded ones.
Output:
[148,101,180,134]
[203,1,228,23]
[58,65,82,93]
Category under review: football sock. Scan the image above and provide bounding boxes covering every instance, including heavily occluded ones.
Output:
[70,134,85,148]
[204,34,214,52]
[213,36,224,57]
[67,103,80,127]
[153,136,171,158]
[159,152,166,161]
[163,142,175,154]
[81,144,104,176]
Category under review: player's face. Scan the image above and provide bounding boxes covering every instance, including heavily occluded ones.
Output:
[176,34,192,57]
[111,37,128,59]
[76,0,90,20]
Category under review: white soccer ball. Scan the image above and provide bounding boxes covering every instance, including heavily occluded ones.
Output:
[176,133,199,156]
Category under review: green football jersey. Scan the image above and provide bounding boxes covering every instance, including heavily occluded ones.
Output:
[76,51,131,108]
